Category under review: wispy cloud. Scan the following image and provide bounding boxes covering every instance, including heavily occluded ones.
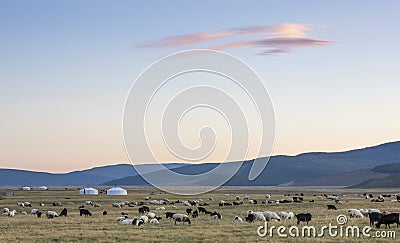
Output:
[137,23,334,55]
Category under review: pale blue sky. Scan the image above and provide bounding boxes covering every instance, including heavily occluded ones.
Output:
[0,1,399,172]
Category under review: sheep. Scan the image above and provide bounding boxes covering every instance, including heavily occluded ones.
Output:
[8,210,17,217]
[171,205,177,209]
[326,195,339,201]
[218,200,226,206]
[233,216,243,222]
[149,218,159,224]
[146,212,157,219]
[138,215,149,226]
[120,218,135,225]
[327,205,337,210]
[36,211,42,218]
[172,213,191,225]
[263,211,281,221]
[112,203,122,208]
[359,209,369,217]
[198,207,207,214]
[138,206,150,214]
[278,211,294,220]
[3,208,10,214]
[53,202,62,207]
[192,210,199,218]
[211,212,222,219]
[266,194,271,199]
[369,212,383,226]
[369,209,381,214]
[249,200,258,205]
[116,215,129,221]
[155,207,165,210]
[24,202,32,207]
[86,201,93,206]
[94,203,101,208]
[165,212,175,219]
[295,213,312,225]
[46,211,59,218]
[79,209,92,216]
[103,211,108,216]
[186,208,192,215]
[17,202,25,208]
[246,211,266,222]
[348,209,364,218]
[39,203,45,207]
[183,202,191,207]
[59,208,67,217]
[376,213,399,228]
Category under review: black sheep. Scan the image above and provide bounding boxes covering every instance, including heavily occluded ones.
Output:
[79,208,92,217]
[295,213,312,225]
[59,208,68,217]
[376,213,399,228]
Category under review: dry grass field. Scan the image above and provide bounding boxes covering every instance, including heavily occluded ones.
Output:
[1,187,399,242]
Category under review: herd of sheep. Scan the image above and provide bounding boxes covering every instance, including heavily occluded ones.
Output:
[2,192,400,230]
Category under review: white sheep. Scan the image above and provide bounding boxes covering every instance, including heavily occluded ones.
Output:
[8,210,17,217]
[17,202,25,208]
[263,211,281,221]
[31,209,39,215]
[247,211,266,222]
[172,213,191,224]
[3,208,9,214]
[146,212,156,219]
[116,215,129,221]
[278,211,294,220]
[233,216,243,222]
[369,209,381,214]
[266,194,271,199]
[171,205,177,209]
[348,209,364,218]
[121,218,136,225]
[46,211,59,218]
[139,215,149,224]
[359,209,369,217]
[149,218,159,224]
[155,207,165,210]
[112,203,122,208]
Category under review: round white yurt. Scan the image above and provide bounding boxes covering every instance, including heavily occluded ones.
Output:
[22,186,31,191]
[38,186,48,190]
[106,187,127,196]
[79,187,98,195]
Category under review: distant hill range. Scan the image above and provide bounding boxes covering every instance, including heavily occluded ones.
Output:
[1,141,399,188]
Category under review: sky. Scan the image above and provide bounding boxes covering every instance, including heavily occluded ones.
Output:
[0,1,399,172]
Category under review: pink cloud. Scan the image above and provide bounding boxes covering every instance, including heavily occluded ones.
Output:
[137,23,334,55]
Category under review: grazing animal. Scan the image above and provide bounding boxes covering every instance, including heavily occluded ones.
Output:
[211,212,222,219]
[59,208,68,217]
[295,213,312,225]
[46,211,59,218]
[278,211,294,220]
[165,212,175,219]
[116,215,129,221]
[233,216,243,222]
[53,202,62,207]
[327,205,337,210]
[263,211,281,221]
[376,213,399,229]
[249,200,258,205]
[146,212,157,219]
[112,203,122,208]
[348,209,364,218]
[192,210,198,218]
[121,218,136,225]
[186,208,192,215]
[138,215,149,226]
[103,211,108,215]
[359,209,369,217]
[369,212,383,226]
[155,207,165,210]
[173,213,191,225]
[138,206,150,214]
[198,207,207,214]
[36,211,42,218]
[31,209,38,215]
[149,218,159,224]
[79,209,92,217]
[94,203,101,208]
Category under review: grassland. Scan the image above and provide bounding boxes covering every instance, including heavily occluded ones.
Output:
[0,187,399,242]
